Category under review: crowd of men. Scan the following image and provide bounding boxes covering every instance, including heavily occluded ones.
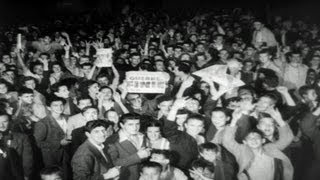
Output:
[0,7,320,180]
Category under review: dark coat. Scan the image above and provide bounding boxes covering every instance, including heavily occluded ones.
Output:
[162,119,199,171]
[71,140,114,180]
[71,127,87,155]
[2,131,33,178]
[107,133,147,180]
[33,115,69,167]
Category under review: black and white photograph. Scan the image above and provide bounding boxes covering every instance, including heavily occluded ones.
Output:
[0,0,320,180]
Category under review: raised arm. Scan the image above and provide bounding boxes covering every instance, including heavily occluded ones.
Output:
[266,107,294,150]
[110,65,120,91]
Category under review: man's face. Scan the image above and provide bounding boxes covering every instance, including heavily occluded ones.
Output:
[174,48,182,58]
[33,65,44,75]
[211,111,229,128]
[40,54,49,61]
[253,22,263,30]
[304,89,318,102]
[55,86,69,99]
[147,126,161,141]
[197,45,205,53]
[88,83,100,97]
[200,150,217,163]
[140,167,161,180]
[49,101,64,115]
[83,108,98,121]
[25,80,36,90]
[311,57,320,66]
[256,97,273,112]
[87,126,108,144]
[176,114,188,127]
[0,83,8,94]
[20,93,34,104]
[0,115,9,132]
[219,50,229,60]
[185,119,204,136]
[82,65,92,75]
[77,99,92,110]
[214,36,224,44]
[2,55,11,64]
[245,47,255,56]
[243,62,253,71]
[43,36,51,44]
[130,55,141,66]
[97,77,109,86]
[158,100,173,116]
[244,132,264,149]
[41,174,62,180]
[290,54,301,64]
[106,111,119,124]
[259,53,270,64]
[127,94,142,109]
[121,119,140,135]
[185,99,200,113]
[155,61,165,71]
[100,88,113,100]
[257,117,275,137]
[52,65,61,73]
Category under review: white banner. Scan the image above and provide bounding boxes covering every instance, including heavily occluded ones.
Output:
[126,71,170,93]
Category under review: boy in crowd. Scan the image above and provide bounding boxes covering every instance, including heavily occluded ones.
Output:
[222,107,294,180]
[163,97,205,171]
[150,149,188,180]
[108,113,150,180]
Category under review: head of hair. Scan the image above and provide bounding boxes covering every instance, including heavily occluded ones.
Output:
[81,106,98,114]
[176,62,191,74]
[244,128,265,140]
[299,85,315,97]
[119,113,140,125]
[211,107,230,117]
[18,87,33,97]
[40,166,63,179]
[191,158,215,173]
[140,161,162,173]
[84,120,111,133]
[21,76,37,85]
[156,95,174,105]
[198,142,219,153]
[262,75,279,88]
[185,113,205,124]
[151,149,172,162]
[46,95,66,107]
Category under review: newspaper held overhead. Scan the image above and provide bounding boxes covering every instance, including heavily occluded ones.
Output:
[193,65,244,93]
[96,48,113,67]
[126,71,170,94]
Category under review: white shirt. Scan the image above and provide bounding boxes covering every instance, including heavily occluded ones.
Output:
[247,152,275,180]
[55,117,68,134]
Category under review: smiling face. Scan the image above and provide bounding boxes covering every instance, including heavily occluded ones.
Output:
[257,117,275,137]
[0,115,9,132]
[86,126,108,145]
[244,132,264,149]
[147,126,161,141]
[121,119,140,135]
[185,119,204,137]
[211,111,229,129]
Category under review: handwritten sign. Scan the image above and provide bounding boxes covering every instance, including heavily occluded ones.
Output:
[96,48,113,67]
[126,71,170,93]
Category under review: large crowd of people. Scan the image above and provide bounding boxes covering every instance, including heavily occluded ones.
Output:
[0,6,320,180]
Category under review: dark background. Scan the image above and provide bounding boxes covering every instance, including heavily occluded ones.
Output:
[0,0,319,24]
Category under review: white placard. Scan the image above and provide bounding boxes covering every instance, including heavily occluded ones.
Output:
[126,71,170,94]
[96,48,113,67]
